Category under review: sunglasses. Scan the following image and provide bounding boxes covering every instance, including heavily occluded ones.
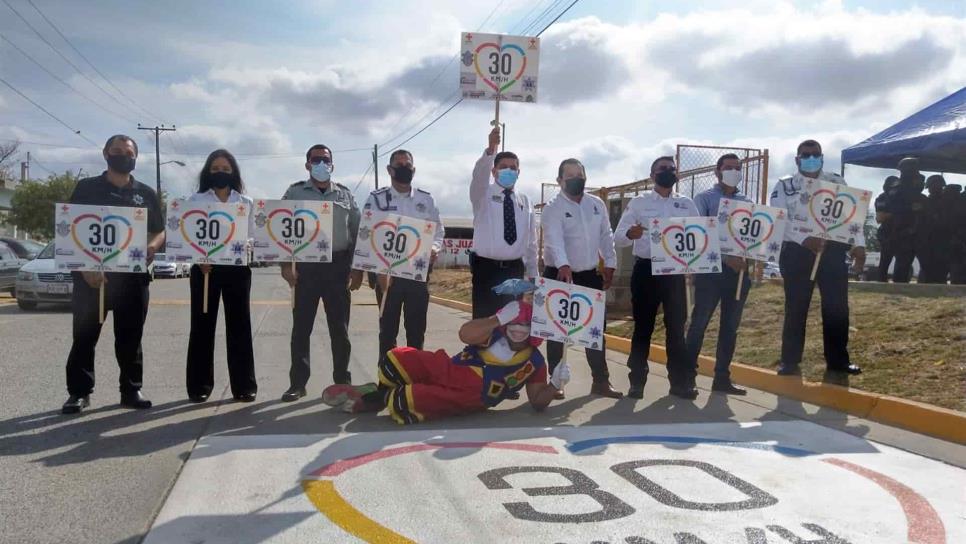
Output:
[798,153,823,159]
[309,156,332,165]
[656,165,676,173]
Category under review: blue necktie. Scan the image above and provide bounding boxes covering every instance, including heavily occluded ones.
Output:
[503,188,517,246]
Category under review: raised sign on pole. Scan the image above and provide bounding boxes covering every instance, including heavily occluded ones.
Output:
[460,32,540,104]
[530,277,607,351]
[164,199,251,266]
[250,200,334,264]
[54,203,148,273]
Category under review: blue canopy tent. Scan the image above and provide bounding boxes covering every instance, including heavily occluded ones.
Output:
[842,86,966,174]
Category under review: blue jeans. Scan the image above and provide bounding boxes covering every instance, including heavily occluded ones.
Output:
[685,266,751,381]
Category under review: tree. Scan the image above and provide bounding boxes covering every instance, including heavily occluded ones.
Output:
[864,214,880,252]
[7,171,79,239]
[0,140,19,185]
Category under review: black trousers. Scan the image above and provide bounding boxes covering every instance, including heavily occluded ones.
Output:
[186,265,256,398]
[290,251,352,388]
[877,246,894,282]
[378,275,430,364]
[470,253,524,319]
[66,272,149,396]
[917,247,950,284]
[627,259,690,388]
[892,249,916,283]
[543,266,609,381]
[779,242,851,370]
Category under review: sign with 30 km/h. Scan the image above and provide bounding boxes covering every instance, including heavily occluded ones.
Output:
[251,200,334,264]
[164,199,251,266]
[54,203,148,273]
[460,32,540,103]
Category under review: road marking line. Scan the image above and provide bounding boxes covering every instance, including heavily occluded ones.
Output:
[303,480,416,544]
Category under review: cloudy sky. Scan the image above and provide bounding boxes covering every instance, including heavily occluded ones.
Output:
[1,0,964,217]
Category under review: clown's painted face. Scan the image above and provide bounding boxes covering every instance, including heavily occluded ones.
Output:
[505,323,531,345]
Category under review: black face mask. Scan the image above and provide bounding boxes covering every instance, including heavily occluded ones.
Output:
[393,166,414,184]
[106,154,136,174]
[210,171,232,190]
[563,177,586,196]
[655,170,677,188]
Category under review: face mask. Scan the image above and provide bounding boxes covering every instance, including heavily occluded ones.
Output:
[720,169,742,187]
[496,168,518,188]
[393,166,414,184]
[210,171,232,190]
[654,170,677,188]
[505,323,531,344]
[311,161,332,183]
[562,177,586,196]
[106,154,136,174]
[799,156,823,174]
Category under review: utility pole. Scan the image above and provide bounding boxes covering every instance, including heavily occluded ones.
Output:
[373,144,379,190]
[20,152,30,183]
[501,122,506,152]
[137,124,176,195]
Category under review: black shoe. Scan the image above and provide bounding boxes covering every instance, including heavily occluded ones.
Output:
[62,395,90,414]
[234,392,257,403]
[188,393,209,403]
[776,363,802,376]
[828,364,862,375]
[120,391,152,409]
[712,379,747,396]
[627,387,644,399]
[281,387,307,402]
[669,386,699,400]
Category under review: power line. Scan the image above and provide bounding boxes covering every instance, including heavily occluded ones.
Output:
[351,161,374,194]
[0,76,98,146]
[521,0,566,35]
[24,0,166,124]
[0,0,142,120]
[510,0,551,34]
[0,33,138,123]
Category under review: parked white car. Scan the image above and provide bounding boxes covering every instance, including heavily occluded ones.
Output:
[15,242,72,310]
[151,253,190,278]
[763,262,782,279]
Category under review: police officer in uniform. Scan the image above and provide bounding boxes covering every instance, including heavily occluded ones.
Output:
[540,158,621,399]
[770,140,863,376]
[363,149,444,365]
[917,174,948,283]
[614,156,699,399]
[280,144,363,402]
[874,176,900,282]
[685,153,752,395]
[62,135,165,414]
[469,126,538,318]
[890,157,926,283]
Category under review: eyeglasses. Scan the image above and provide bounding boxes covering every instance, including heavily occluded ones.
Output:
[309,156,332,165]
[798,153,823,159]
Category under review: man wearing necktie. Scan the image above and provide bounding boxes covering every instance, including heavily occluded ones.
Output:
[468,126,538,319]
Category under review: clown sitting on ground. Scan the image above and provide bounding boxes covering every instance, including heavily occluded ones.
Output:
[321,279,570,424]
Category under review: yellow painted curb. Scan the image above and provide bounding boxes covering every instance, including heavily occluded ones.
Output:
[429,295,966,445]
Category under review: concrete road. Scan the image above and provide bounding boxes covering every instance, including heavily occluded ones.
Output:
[0,269,963,544]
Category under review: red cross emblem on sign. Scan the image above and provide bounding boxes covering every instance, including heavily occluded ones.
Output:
[322,202,330,211]
[528,38,537,49]
[257,200,265,208]
[596,292,603,301]
[465,33,473,41]
[538,278,546,285]
[171,200,179,209]
[135,209,145,219]
[424,222,433,233]
[237,204,247,215]
[709,219,716,227]
[61,204,70,213]
[777,210,785,219]
[652,218,660,226]
[365,210,373,219]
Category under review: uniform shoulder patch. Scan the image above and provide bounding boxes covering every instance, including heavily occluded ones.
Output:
[416,188,430,195]
[334,182,349,190]
[372,187,389,195]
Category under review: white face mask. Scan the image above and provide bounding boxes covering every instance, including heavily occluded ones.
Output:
[721,169,742,187]
[505,324,531,344]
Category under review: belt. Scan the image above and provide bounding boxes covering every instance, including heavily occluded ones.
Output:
[472,253,523,268]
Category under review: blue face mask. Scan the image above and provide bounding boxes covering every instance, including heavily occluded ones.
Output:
[496,168,518,188]
[799,156,823,174]
[311,161,332,183]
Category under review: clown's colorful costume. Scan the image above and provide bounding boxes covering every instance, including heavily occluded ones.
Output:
[377,328,547,424]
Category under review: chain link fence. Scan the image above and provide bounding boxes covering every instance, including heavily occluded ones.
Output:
[675,144,769,204]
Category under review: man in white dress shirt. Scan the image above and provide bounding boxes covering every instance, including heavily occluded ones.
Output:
[469,126,538,319]
[363,149,445,368]
[614,156,700,400]
[541,158,622,399]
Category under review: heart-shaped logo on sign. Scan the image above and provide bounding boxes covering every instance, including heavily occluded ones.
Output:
[727,209,775,253]
[180,210,236,257]
[71,213,134,264]
[474,42,527,93]
[544,289,594,336]
[266,208,321,256]
[661,224,709,269]
[808,189,857,234]
[370,220,422,270]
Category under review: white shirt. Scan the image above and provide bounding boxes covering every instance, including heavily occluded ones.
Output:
[470,151,539,278]
[188,189,255,238]
[363,184,445,252]
[614,190,699,259]
[769,171,866,248]
[541,191,617,271]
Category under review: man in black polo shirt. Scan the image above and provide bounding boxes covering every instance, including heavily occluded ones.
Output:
[62,134,165,414]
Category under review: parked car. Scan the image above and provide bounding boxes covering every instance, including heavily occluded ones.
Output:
[151,253,190,278]
[14,242,72,309]
[0,241,27,295]
[763,262,781,279]
[0,237,46,260]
